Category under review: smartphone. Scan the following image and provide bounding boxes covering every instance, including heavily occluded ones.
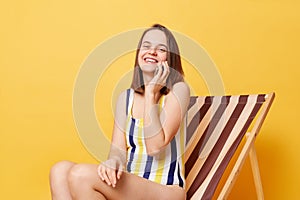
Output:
[155,65,164,75]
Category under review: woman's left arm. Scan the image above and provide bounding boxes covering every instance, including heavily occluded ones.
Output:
[144,81,190,156]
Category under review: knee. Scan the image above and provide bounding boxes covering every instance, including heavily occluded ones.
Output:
[67,164,93,186]
[50,160,74,182]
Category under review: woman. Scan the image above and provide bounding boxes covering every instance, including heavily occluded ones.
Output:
[50,24,190,200]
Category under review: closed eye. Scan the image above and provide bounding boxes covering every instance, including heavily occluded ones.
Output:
[158,48,167,53]
[141,42,168,52]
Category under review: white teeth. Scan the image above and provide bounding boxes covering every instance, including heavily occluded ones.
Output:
[145,58,157,63]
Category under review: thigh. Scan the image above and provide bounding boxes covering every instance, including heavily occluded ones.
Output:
[74,163,185,200]
[111,172,185,200]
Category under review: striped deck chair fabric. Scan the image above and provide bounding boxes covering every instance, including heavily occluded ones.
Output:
[185,93,275,200]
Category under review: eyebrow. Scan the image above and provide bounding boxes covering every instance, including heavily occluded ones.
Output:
[142,41,168,49]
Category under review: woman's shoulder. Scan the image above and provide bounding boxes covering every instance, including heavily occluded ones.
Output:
[115,89,132,106]
[116,88,138,106]
[172,81,190,93]
[114,88,134,116]
[165,82,190,104]
[117,88,133,98]
[171,82,190,98]
[163,82,190,114]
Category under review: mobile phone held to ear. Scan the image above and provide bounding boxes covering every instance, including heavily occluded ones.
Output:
[155,65,164,75]
[155,67,159,75]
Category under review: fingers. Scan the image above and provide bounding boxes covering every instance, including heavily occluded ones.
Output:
[97,163,118,188]
[97,164,112,186]
[161,61,170,80]
[103,168,113,186]
[117,163,123,180]
[154,61,169,80]
[97,164,105,181]
[156,61,169,85]
[108,168,117,188]
[147,61,170,93]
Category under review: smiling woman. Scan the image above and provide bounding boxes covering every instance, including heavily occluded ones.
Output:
[138,30,168,75]
[49,24,190,200]
[132,24,184,95]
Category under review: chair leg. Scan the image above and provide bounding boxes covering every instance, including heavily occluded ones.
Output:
[249,144,264,200]
[217,132,264,200]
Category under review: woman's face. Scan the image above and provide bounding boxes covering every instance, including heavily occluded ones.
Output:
[138,29,168,74]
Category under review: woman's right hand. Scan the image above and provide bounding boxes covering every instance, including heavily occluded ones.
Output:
[97,158,124,188]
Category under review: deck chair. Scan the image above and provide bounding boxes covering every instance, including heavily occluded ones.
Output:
[184,92,275,200]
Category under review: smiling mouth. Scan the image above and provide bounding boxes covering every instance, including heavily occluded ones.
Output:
[144,57,158,63]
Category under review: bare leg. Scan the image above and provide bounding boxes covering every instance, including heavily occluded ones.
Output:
[67,163,186,200]
[49,161,75,200]
[68,164,106,200]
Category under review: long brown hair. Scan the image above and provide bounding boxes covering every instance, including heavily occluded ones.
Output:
[130,24,184,94]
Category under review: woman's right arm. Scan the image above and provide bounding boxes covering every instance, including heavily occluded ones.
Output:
[97,90,127,188]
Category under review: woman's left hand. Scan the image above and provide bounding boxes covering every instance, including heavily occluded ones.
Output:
[146,61,170,95]
[97,158,124,188]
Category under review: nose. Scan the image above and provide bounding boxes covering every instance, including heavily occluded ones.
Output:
[148,47,157,56]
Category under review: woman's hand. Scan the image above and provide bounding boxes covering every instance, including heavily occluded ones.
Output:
[146,61,170,95]
[97,158,124,188]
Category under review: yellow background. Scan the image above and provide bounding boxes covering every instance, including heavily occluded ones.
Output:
[1,0,299,199]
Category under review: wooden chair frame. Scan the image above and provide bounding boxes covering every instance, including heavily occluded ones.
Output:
[217,92,275,199]
[185,92,275,200]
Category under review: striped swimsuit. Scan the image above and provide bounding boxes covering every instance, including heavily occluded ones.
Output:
[125,88,186,188]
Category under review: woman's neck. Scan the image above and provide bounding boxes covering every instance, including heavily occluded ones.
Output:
[142,72,155,85]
